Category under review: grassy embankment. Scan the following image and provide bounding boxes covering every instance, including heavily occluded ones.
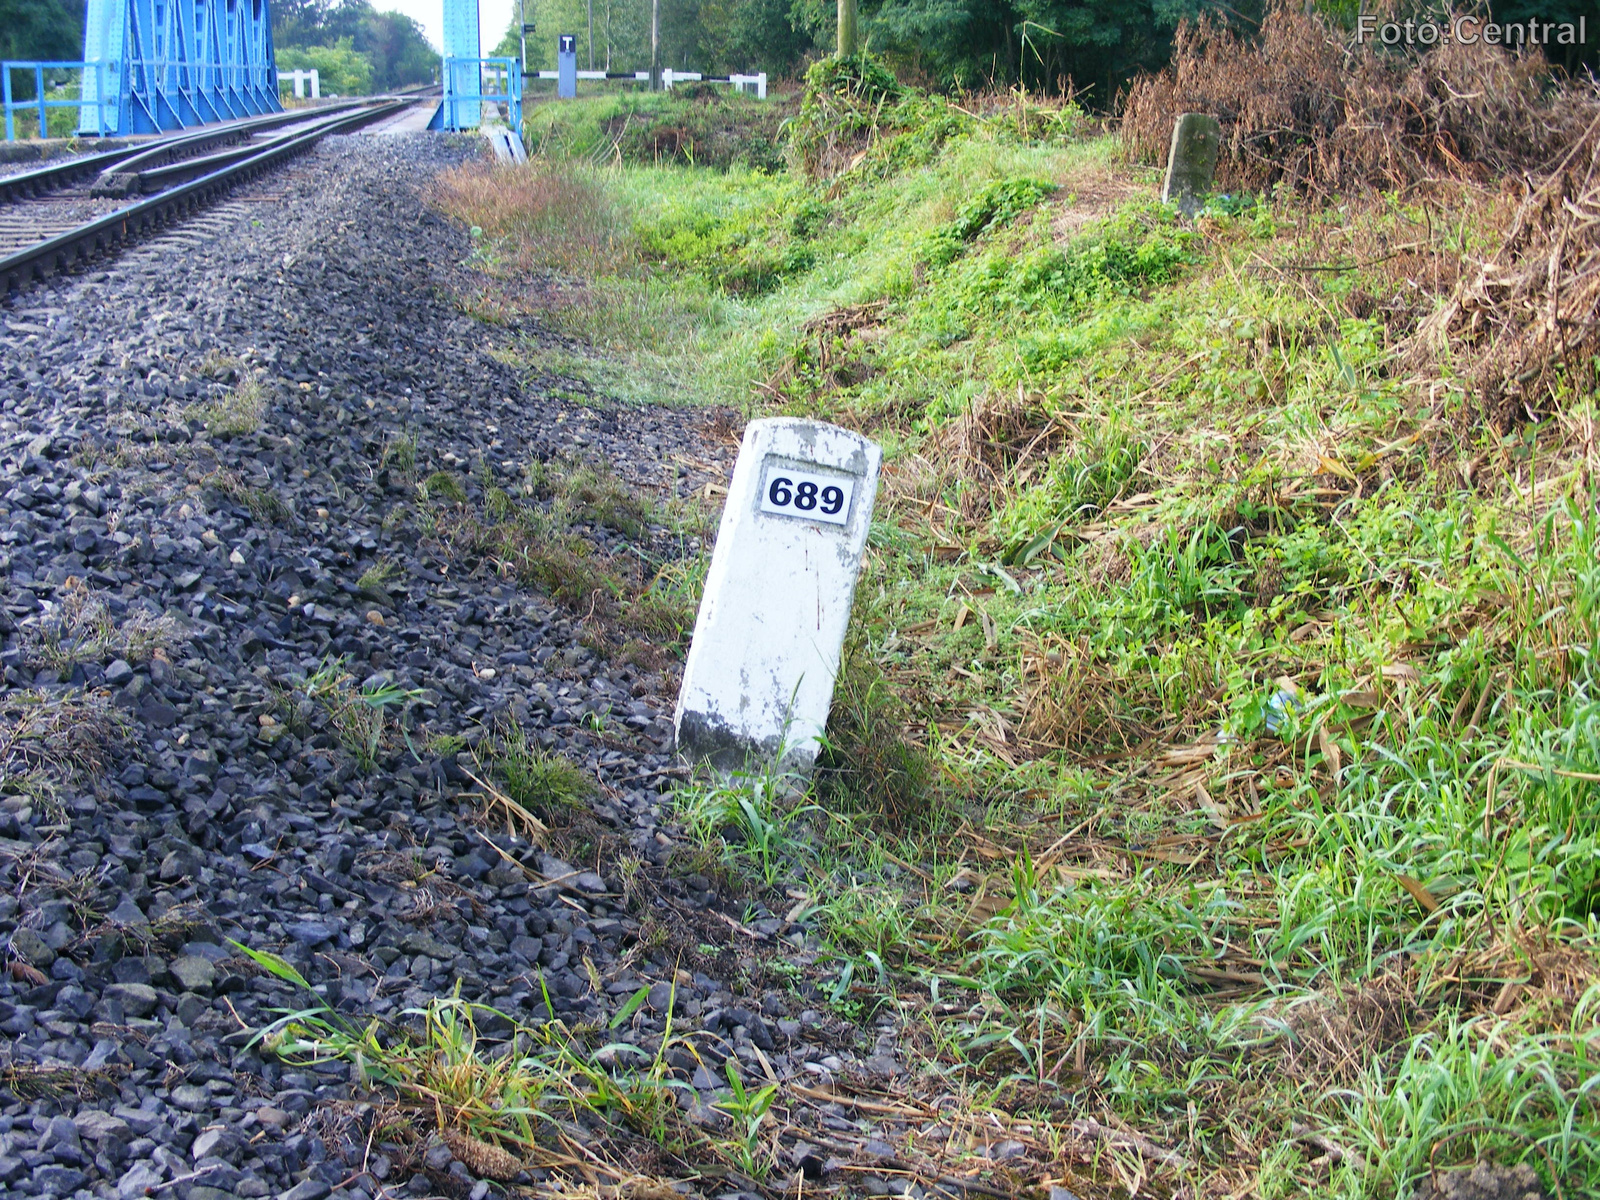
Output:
[422,79,1600,1198]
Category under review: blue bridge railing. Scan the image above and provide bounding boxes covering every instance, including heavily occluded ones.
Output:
[4,57,282,141]
[431,56,521,133]
[2,61,118,141]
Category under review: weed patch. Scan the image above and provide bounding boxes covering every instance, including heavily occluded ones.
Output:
[0,688,127,794]
[20,578,179,673]
[816,644,938,829]
[296,657,420,773]
[487,722,596,818]
[525,89,794,171]
[429,162,633,276]
[187,374,266,437]
[431,65,1600,1199]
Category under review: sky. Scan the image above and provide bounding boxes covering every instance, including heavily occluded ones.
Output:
[379,0,519,57]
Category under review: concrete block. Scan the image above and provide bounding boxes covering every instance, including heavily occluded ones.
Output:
[675,418,881,774]
[1162,112,1222,216]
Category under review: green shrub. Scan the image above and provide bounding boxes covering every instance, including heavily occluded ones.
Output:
[924,176,1058,267]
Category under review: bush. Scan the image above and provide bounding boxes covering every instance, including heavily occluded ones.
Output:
[788,54,955,180]
[277,40,374,97]
[923,177,1058,267]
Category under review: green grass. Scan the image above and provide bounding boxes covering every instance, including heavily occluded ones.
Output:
[297,656,420,773]
[187,374,266,437]
[523,88,791,171]
[492,722,596,814]
[430,83,1600,1199]
[233,938,781,1180]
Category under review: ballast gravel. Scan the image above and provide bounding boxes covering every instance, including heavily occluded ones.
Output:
[0,134,880,1200]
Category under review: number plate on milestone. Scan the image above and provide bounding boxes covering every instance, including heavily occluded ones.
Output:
[759,459,854,527]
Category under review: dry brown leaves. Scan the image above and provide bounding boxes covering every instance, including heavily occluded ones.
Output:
[1413,112,1600,429]
[1122,4,1594,195]
[1284,973,1430,1085]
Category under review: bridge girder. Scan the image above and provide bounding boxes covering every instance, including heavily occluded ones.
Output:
[81,0,282,135]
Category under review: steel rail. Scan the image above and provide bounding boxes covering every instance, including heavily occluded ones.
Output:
[0,145,149,205]
[0,102,368,206]
[0,100,407,297]
[91,101,370,194]
[116,116,373,194]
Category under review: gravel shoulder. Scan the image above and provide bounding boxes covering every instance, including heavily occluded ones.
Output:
[0,134,902,1200]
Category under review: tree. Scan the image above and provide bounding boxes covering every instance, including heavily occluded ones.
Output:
[860,0,1245,98]
[273,1,438,91]
[277,39,376,94]
[358,11,439,88]
[0,0,81,99]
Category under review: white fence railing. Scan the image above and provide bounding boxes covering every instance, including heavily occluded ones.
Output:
[531,69,766,98]
[278,68,320,99]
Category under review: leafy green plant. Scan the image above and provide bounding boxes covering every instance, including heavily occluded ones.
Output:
[420,470,468,505]
[489,720,595,816]
[923,176,1057,267]
[712,1058,779,1177]
[188,374,266,437]
[299,657,420,773]
[357,559,399,593]
[381,429,419,475]
[675,765,806,886]
[816,646,937,829]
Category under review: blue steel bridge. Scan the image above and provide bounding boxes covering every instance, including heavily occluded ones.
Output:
[0,0,524,301]
[1,0,509,140]
[0,0,759,300]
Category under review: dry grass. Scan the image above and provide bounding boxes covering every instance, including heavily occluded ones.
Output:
[21,578,179,672]
[429,162,634,276]
[761,301,888,400]
[1413,113,1600,431]
[0,689,126,782]
[0,1063,125,1100]
[1122,4,1598,194]
[1283,974,1430,1086]
[1016,635,1156,755]
[930,388,1069,526]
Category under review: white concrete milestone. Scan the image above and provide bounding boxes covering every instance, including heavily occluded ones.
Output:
[674,418,882,773]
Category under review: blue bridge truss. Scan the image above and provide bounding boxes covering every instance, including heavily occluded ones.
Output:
[4,0,522,144]
[78,0,282,135]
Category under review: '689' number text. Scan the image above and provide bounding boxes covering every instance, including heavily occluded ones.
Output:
[759,464,853,526]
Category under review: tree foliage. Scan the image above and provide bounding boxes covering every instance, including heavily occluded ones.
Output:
[505,0,812,75]
[501,0,1254,97]
[860,0,1252,99]
[0,0,81,99]
[278,39,376,95]
[272,0,437,92]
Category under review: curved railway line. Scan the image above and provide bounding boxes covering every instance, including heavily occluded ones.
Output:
[0,97,424,297]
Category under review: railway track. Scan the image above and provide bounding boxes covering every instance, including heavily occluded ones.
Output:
[0,98,413,297]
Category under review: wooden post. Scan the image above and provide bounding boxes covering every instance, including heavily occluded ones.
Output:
[837,0,857,57]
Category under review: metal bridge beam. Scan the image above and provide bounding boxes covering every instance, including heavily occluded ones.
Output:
[80,0,281,136]
[428,0,482,130]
